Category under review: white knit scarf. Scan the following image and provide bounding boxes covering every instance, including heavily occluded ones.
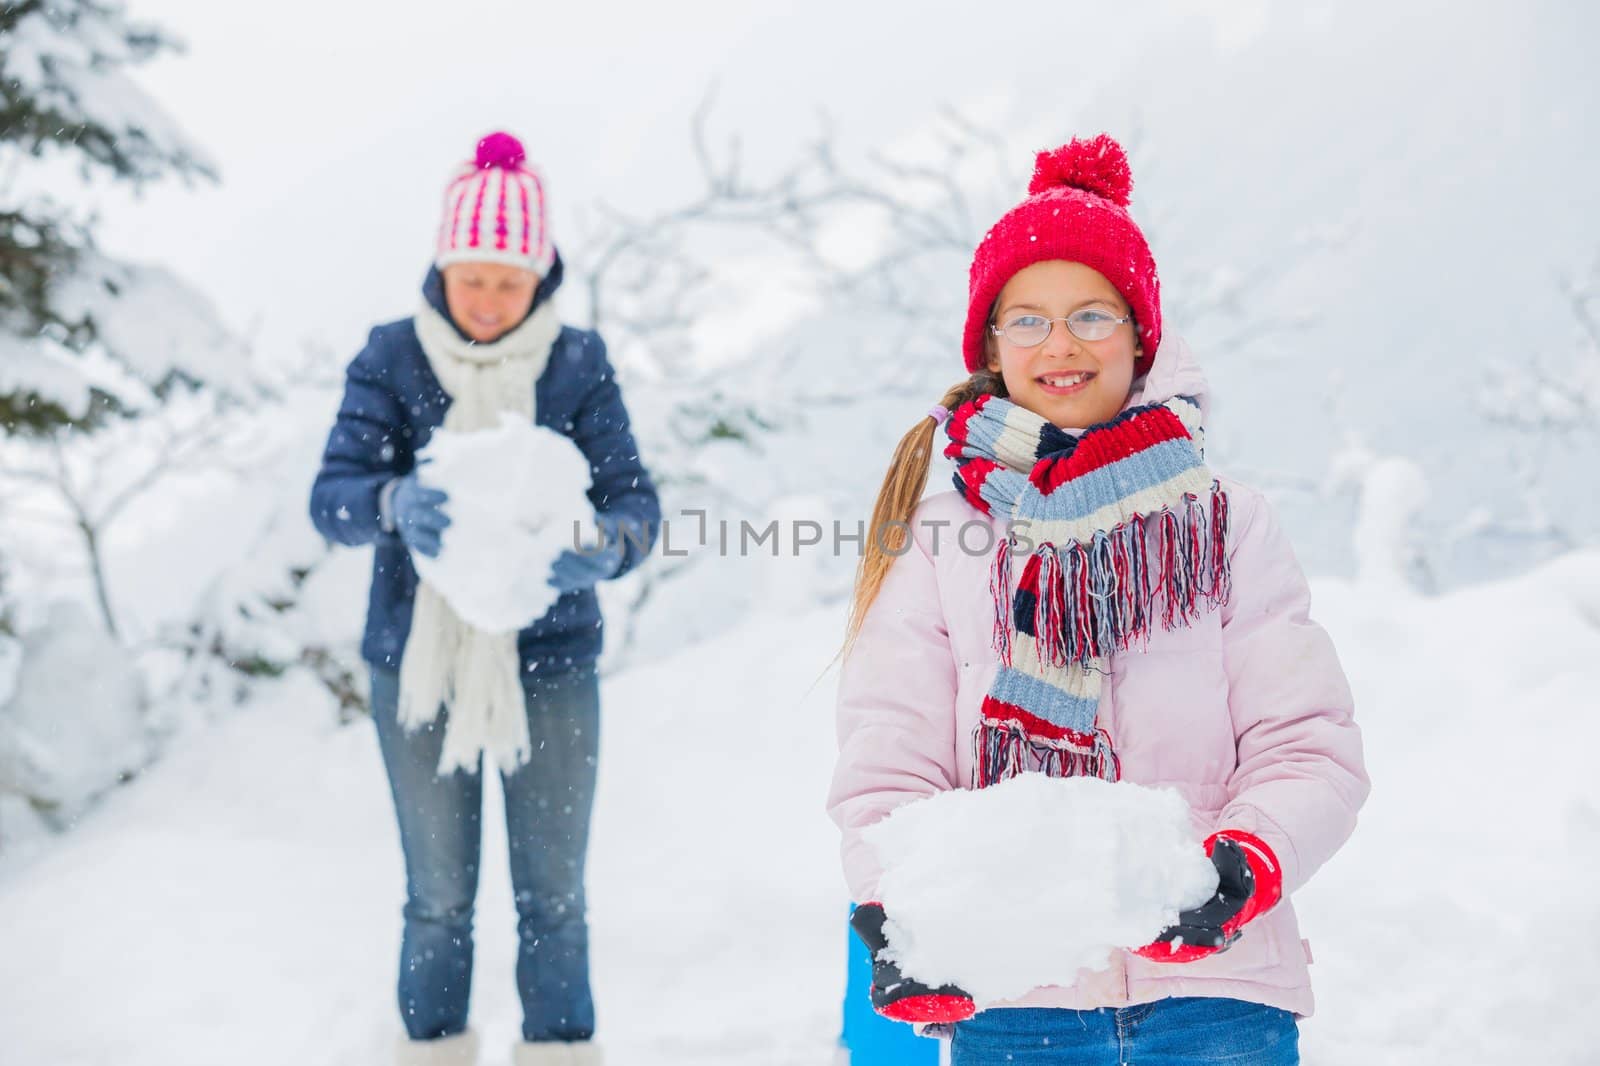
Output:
[399,296,563,776]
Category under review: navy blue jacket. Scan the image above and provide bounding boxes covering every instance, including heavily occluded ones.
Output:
[309,257,660,674]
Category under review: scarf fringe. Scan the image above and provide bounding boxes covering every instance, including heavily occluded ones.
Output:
[398,584,532,776]
[991,481,1232,669]
[989,537,1014,667]
[973,719,1121,788]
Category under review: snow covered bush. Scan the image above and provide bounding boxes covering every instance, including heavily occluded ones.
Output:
[0,0,269,846]
[0,600,148,825]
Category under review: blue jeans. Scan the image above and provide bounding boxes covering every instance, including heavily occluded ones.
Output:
[950,998,1299,1065]
[370,665,600,1043]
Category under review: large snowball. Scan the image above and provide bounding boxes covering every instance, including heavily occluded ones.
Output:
[865,774,1219,1006]
[410,415,595,633]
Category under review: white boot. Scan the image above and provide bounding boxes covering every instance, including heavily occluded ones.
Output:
[395,1028,479,1065]
[511,1040,603,1066]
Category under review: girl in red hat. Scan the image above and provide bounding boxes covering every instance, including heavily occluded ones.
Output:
[828,134,1369,1065]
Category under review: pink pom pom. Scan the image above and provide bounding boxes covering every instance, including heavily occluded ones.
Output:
[1028,134,1132,207]
[475,131,526,170]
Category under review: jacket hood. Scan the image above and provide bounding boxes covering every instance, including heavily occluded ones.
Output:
[1126,332,1211,425]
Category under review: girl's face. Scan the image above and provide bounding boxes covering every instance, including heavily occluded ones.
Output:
[985,260,1141,429]
[442,261,540,343]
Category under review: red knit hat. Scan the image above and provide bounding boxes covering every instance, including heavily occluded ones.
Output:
[962,134,1161,373]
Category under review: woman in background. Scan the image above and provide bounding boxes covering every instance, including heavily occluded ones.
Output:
[310,131,659,1066]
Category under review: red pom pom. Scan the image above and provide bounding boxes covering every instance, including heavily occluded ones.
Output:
[1028,134,1132,206]
[475,131,526,170]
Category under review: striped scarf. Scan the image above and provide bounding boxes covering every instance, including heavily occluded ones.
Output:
[944,394,1232,788]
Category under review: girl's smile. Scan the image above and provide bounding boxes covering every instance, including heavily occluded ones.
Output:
[1035,369,1098,395]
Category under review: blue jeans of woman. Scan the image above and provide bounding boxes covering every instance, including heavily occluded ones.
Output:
[370,665,600,1043]
[950,998,1299,1065]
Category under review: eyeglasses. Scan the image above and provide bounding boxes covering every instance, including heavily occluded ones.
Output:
[989,308,1134,347]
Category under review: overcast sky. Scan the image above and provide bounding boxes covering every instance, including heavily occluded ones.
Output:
[87,0,1257,361]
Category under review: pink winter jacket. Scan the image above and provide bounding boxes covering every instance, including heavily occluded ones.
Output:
[827,338,1369,1018]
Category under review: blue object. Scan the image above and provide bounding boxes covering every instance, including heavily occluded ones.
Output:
[549,515,630,592]
[948,999,1298,1065]
[309,255,661,676]
[369,664,601,1042]
[390,472,450,559]
[842,905,941,1065]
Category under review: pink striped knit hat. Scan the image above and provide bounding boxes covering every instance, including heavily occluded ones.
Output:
[434,131,556,276]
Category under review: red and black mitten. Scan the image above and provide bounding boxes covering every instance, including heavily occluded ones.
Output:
[849,902,977,1024]
[1134,830,1283,964]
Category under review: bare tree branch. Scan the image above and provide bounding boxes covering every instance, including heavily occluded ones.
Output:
[0,390,263,638]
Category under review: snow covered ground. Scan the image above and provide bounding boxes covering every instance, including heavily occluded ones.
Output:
[1295,552,1600,1065]
[2,552,1598,1064]
[0,606,846,1066]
